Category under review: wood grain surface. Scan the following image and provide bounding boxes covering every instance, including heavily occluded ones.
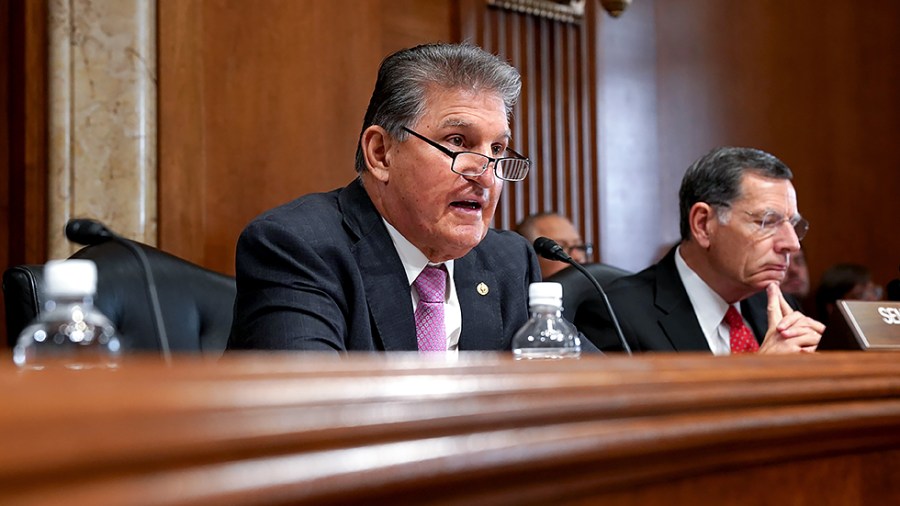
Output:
[2,351,899,504]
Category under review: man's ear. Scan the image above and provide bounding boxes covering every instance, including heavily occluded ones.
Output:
[689,202,717,249]
[360,126,393,183]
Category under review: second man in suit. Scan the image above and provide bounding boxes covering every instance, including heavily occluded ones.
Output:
[576,146,824,354]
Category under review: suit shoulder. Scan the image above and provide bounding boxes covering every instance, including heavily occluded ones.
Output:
[251,188,343,230]
[237,187,352,257]
[606,261,659,294]
[476,228,533,263]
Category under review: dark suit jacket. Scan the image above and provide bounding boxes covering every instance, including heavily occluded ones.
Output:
[574,247,795,353]
[227,178,541,353]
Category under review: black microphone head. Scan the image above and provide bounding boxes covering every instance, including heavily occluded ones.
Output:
[65,218,115,246]
[533,237,572,262]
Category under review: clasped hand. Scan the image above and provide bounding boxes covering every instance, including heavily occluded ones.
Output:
[758,283,824,354]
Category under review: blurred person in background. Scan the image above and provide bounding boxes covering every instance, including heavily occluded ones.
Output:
[815,263,883,322]
[516,213,592,279]
[781,247,810,300]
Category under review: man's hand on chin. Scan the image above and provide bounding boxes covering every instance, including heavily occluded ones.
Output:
[759,282,825,354]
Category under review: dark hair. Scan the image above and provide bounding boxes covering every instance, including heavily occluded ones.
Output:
[354,43,522,173]
[678,146,793,241]
[815,263,873,321]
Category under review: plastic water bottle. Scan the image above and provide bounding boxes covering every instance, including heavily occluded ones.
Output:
[13,259,121,369]
[512,282,581,360]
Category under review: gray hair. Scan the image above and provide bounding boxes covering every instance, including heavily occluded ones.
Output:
[678,146,793,241]
[354,43,522,173]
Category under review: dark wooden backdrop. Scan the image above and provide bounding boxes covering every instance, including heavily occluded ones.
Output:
[655,0,900,297]
[157,0,459,272]
[2,0,47,347]
[3,0,900,345]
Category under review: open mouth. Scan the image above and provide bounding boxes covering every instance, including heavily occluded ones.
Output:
[450,200,483,211]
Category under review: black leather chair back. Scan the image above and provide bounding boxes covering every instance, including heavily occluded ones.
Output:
[546,262,632,322]
[3,241,235,355]
[3,265,45,348]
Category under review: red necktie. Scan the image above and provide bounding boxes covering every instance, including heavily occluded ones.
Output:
[724,305,759,354]
[413,265,447,352]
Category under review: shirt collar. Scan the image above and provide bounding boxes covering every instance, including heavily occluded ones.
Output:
[382,219,455,286]
[673,245,734,338]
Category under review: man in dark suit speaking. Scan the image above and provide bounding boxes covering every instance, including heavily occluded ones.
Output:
[227,44,540,353]
[576,147,824,354]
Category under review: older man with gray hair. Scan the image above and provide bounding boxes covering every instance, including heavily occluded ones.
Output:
[228,43,541,353]
[576,146,824,354]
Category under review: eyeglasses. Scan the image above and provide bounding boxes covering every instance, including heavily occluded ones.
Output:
[402,127,531,182]
[742,210,809,241]
[559,243,593,258]
[714,203,809,241]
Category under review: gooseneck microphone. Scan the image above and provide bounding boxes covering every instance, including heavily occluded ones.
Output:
[533,237,632,355]
[64,219,116,245]
[65,218,172,363]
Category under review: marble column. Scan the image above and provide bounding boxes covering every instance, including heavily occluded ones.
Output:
[48,0,157,258]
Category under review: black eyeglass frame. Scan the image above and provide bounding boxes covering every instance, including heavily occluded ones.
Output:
[563,243,594,258]
[401,127,531,182]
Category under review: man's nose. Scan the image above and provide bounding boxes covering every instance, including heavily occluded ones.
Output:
[464,160,497,188]
[774,222,801,253]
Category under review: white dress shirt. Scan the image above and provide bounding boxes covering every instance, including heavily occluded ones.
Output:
[673,246,750,355]
[383,220,462,354]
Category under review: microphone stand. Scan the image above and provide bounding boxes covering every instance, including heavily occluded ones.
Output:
[567,261,632,355]
[534,237,632,355]
[66,219,172,364]
[121,239,172,364]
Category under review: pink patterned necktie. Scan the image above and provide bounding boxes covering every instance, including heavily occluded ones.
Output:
[725,305,759,353]
[414,265,447,352]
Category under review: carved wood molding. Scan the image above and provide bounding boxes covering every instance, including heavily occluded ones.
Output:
[487,0,586,23]
[4,353,900,503]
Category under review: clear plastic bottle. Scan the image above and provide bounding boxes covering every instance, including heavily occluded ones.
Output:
[512,282,581,360]
[13,259,121,369]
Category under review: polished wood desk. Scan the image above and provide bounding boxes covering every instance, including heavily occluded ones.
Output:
[2,352,900,505]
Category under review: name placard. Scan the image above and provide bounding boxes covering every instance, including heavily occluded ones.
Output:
[820,301,900,351]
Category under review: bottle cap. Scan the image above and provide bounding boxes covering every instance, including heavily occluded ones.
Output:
[528,282,563,308]
[43,259,98,297]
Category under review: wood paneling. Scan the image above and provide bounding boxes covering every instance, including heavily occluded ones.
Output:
[655,0,900,289]
[4,0,895,307]
[2,0,47,348]
[4,352,900,503]
[1,2,8,350]
[1,2,9,278]
[463,1,603,262]
[594,0,661,269]
[158,0,455,274]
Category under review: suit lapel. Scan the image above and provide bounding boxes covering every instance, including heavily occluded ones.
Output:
[654,249,713,352]
[456,249,502,350]
[340,180,417,351]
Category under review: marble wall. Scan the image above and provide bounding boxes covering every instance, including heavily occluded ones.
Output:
[47,0,156,258]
